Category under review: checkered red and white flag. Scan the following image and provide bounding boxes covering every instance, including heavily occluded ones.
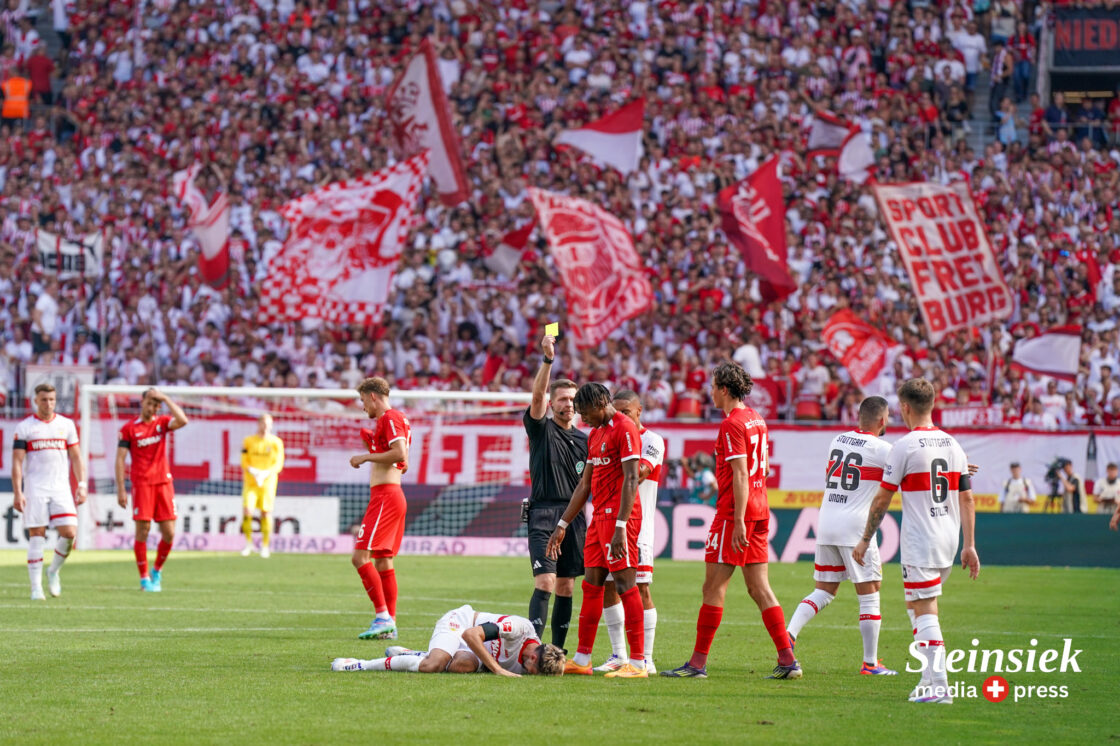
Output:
[172,163,230,288]
[528,188,653,348]
[258,152,428,326]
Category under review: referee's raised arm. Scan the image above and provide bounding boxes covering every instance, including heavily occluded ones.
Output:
[529,333,556,421]
[523,331,587,651]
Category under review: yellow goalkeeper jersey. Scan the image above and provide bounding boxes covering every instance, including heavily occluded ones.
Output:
[242,434,285,474]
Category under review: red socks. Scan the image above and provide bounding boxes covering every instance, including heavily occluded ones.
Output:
[620,586,646,666]
[154,540,172,571]
[134,541,148,579]
[378,569,398,618]
[689,603,723,669]
[576,580,605,656]
[357,563,387,614]
[762,605,796,666]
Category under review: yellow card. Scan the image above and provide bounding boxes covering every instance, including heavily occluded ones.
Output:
[545,322,559,336]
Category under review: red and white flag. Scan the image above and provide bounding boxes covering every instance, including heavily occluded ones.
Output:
[554,98,644,175]
[483,221,533,278]
[872,181,1013,345]
[822,309,903,392]
[1011,326,1082,381]
[807,111,875,183]
[528,188,653,348]
[806,111,852,156]
[385,38,468,206]
[258,152,428,326]
[172,163,230,288]
[718,157,795,302]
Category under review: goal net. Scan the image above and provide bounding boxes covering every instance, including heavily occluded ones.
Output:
[79,385,533,556]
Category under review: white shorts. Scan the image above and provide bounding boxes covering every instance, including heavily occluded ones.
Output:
[22,492,78,530]
[902,565,952,602]
[813,542,881,584]
[427,605,480,669]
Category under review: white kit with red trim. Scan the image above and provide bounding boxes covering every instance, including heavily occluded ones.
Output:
[14,413,78,499]
[816,429,892,548]
[472,612,540,675]
[881,427,970,569]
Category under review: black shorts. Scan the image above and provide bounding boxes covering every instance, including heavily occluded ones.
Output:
[527,504,585,578]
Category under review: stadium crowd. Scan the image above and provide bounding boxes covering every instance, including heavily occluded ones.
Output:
[0,0,1118,428]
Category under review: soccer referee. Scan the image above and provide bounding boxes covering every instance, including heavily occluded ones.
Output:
[524,331,587,650]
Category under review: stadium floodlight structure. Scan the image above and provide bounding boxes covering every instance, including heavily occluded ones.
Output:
[78,385,536,545]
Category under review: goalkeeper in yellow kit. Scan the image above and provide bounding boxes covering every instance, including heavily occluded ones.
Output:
[241,414,285,558]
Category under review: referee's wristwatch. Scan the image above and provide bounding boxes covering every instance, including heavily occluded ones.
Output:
[542,355,554,364]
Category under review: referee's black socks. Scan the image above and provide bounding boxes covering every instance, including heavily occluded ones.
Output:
[552,594,573,650]
[529,588,551,638]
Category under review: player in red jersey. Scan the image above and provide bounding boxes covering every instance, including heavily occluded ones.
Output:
[350,377,411,641]
[662,362,801,679]
[546,382,647,678]
[116,388,189,592]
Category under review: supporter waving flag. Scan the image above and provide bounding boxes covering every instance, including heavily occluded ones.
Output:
[385,39,469,207]
[718,158,796,302]
[528,188,653,348]
[172,163,231,289]
[823,309,904,392]
[258,152,429,326]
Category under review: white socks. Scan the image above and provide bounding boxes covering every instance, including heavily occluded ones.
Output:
[603,602,627,658]
[857,592,882,665]
[644,607,657,665]
[364,655,423,672]
[375,610,392,622]
[914,614,947,690]
[27,535,45,595]
[787,588,835,639]
[49,536,73,574]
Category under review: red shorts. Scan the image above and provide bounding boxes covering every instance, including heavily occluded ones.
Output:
[583,512,641,573]
[356,484,407,558]
[704,516,770,566]
[133,482,176,523]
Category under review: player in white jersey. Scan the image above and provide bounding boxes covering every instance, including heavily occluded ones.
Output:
[330,605,566,677]
[786,396,898,675]
[853,379,980,704]
[10,383,87,600]
[1093,462,1119,515]
[594,390,664,674]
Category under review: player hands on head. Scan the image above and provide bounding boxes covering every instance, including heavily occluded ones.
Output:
[116,387,189,592]
[11,382,86,600]
[350,377,412,642]
[331,605,566,677]
[852,378,980,704]
[546,382,649,678]
[661,361,801,680]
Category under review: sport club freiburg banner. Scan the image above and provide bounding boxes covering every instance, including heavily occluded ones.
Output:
[172,163,231,288]
[1052,7,1120,69]
[528,188,653,348]
[258,152,428,325]
[34,229,103,278]
[718,157,795,302]
[822,309,902,392]
[385,38,469,206]
[872,181,1012,345]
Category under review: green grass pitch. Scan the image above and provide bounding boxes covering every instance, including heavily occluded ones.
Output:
[1,551,1117,745]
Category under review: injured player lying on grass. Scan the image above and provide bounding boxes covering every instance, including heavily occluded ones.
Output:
[331,604,566,677]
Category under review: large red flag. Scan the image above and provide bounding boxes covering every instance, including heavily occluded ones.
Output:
[385,39,468,206]
[822,309,903,392]
[872,181,1013,345]
[528,188,653,348]
[718,158,795,302]
[258,152,428,325]
[172,163,230,288]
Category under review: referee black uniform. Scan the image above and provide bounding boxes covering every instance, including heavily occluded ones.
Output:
[524,405,586,646]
